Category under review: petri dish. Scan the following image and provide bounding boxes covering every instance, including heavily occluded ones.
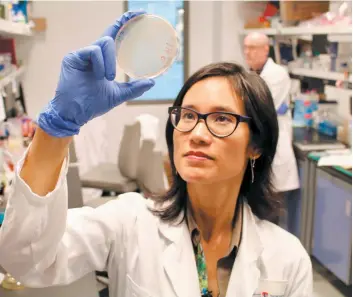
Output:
[116,14,180,79]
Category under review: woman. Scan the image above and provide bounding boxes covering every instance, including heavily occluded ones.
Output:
[0,12,312,297]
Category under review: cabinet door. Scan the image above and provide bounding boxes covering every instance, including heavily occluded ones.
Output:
[312,169,352,285]
[289,159,305,237]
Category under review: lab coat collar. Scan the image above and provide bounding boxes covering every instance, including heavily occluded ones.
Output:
[156,203,189,296]
[261,57,275,77]
[238,202,264,260]
[157,202,264,297]
[226,202,264,296]
[158,212,199,297]
[157,211,185,244]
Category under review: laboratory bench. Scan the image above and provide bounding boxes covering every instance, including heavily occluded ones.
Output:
[292,127,352,286]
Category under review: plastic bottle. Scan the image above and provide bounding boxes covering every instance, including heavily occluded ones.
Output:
[303,50,312,69]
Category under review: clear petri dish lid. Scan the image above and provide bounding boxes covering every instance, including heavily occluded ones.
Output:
[116,14,180,79]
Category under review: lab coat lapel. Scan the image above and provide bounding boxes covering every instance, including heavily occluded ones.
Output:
[158,216,199,297]
[226,203,264,297]
[259,58,274,79]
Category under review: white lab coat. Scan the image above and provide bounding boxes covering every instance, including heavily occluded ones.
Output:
[260,58,300,192]
[0,153,312,297]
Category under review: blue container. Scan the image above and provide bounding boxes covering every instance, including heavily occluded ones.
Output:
[318,121,337,137]
[293,98,316,127]
[0,211,4,225]
[293,100,306,127]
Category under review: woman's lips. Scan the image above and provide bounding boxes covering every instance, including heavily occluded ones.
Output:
[184,151,214,161]
[186,155,210,161]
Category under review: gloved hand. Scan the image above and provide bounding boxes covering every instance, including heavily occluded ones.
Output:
[277,102,289,115]
[38,11,155,138]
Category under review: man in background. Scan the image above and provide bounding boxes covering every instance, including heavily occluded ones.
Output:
[243,32,299,232]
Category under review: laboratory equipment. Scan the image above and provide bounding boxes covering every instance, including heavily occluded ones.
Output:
[116,14,179,79]
[316,102,339,137]
[293,92,315,127]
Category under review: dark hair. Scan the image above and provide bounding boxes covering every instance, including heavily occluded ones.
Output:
[152,62,279,223]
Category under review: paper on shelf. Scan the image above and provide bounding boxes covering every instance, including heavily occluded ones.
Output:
[318,154,352,169]
[324,149,352,155]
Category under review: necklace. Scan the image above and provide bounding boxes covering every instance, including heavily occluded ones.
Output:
[201,290,213,297]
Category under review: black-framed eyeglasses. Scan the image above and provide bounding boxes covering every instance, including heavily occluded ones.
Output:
[168,106,251,138]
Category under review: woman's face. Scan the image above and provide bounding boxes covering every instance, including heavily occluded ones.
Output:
[173,77,251,184]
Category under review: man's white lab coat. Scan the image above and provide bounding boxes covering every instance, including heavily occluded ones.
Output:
[0,154,312,297]
[260,58,300,192]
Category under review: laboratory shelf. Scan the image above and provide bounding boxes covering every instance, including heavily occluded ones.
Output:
[240,27,277,35]
[0,66,25,89]
[280,25,352,36]
[289,68,352,82]
[241,25,352,37]
[0,19,32,37]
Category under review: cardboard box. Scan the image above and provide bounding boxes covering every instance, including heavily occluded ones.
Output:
[30,17,46,32]
[280,1,329,22]
[244,19,271,29]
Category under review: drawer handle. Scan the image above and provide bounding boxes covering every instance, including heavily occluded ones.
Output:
[346,200,351,217]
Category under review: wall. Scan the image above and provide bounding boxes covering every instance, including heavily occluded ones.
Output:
[20,1,127,174]
[19,1,245,172]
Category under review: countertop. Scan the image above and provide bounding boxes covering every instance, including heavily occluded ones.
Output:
[293,127,341,146]
[293,127,351,184]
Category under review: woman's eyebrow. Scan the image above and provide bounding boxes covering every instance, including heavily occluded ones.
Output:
[181,104,195,109]
[211,106,235,113]
[182,104,236,113]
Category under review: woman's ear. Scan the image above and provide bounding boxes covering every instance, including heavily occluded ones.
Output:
[248,147,261,160]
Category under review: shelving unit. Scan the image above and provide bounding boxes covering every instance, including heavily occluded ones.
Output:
[240,27,277,35]
[241,24,351,87]
[0,66,25,89]
[289,68,352,82]
[280,25,352,36]
[0,18,32,37]
[241,25,351,36]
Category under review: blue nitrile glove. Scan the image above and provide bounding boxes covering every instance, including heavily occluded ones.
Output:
[37,11,155,138]
[277,102,289,115]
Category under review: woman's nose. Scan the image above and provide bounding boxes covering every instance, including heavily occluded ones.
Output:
[190,121,212,144]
